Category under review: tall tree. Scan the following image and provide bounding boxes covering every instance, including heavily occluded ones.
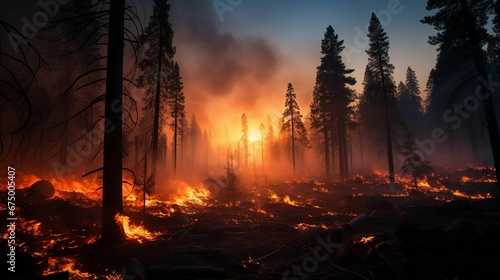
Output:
[422,0,500,183]
[168,62,185,175]
[241,113,249,169]
[281,83,308,175]
[101,0,126,243]
[366,13,397,187]
[136,0,176,182]
[310,26,356,182]
[398,67,424,135]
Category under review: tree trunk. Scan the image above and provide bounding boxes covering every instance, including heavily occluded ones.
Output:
[323,117,331,183]
[152,15,163,182]
[377,45,396,187]
[101,0,126,243]
[290,101,296,176]
[459,0,500,185]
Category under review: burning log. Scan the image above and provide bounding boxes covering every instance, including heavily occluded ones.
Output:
[147,265,227,279]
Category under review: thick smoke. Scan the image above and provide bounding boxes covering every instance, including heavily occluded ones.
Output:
[170,0,282,127]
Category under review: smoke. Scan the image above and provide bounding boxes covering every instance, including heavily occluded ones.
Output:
[170,0,282,129]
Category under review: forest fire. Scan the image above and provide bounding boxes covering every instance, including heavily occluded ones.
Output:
[2,0,500,279]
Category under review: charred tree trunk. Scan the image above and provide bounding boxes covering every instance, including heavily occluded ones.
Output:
[459,0,500,185]
[323,116,331,183]
[101,0,126,243]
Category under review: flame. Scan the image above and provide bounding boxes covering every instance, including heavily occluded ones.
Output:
[283,195,299,206]
[452,190,492,200]
[44,257,92,278]
[167,181,211,206]
[115,214,159,243]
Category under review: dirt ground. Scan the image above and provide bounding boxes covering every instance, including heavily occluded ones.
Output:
[2,169,500,280]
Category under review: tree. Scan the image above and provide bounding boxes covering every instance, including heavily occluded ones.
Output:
[281,83,309,175]
[488,1,500,69]
[366,13,398,187]
[241,113,249,169]
[101,0,127,243]
[189,114,201,168]
[399,134,433,189]
[259,122,265,175]
[136,0,176,182]
[422,0,500,183]
[168,62,185,175]
[398,67,424,135]
[310,26,356,182]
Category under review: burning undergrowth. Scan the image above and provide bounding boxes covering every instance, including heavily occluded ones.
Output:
[1,166,499,279]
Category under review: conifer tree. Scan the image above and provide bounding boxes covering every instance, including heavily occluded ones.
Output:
[168,62,185,175]
[281,83,309,175]
[136,0,176,181]
[310,26,355,182]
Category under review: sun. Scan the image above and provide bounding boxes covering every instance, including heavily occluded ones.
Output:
[248,129,262,142]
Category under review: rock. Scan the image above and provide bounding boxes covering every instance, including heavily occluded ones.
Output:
[28,180,55,200]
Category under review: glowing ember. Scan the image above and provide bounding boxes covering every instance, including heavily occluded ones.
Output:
[357,236,375,244]
[452,190,492,200]
[115,214,159,243]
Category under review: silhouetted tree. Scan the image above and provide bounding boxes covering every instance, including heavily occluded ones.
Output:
[398,67,424,135]
[365,13,398,186]
[310,26,355,182]
[422,0,500,183]
[168,62,185,175]
[101,0,127,243]
[136,0,176,181]
[281,83,308,175]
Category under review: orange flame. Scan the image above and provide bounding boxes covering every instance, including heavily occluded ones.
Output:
[115,214,159,243]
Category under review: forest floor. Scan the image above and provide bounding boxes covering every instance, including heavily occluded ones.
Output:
[2,167,500,280]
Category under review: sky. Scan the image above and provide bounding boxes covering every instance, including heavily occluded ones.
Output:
[166,0,439,142]
[0,0,440,145]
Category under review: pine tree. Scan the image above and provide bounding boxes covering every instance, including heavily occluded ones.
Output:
[136,0,176,182]
[365,13,398,187]
[422,0,500,183]
[310,26,356,182]
[241,113,249,169]
[168,62,185,175]
[281,83,309,176]
[398,67,424,135]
